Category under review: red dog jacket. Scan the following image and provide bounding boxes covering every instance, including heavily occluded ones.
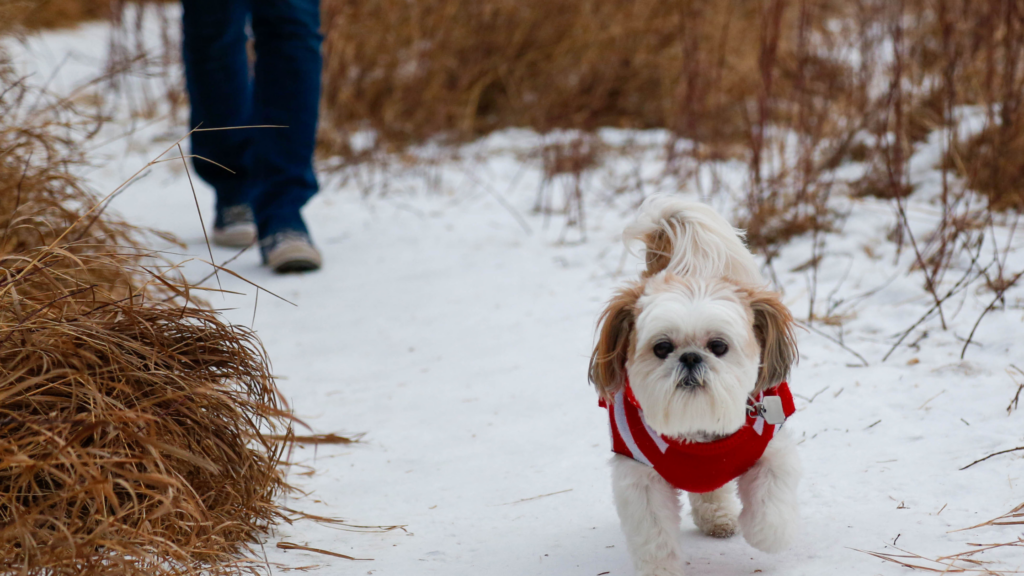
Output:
[600,380,795,493]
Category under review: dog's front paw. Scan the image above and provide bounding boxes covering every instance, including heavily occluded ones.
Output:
[698,514,737,539]
[739,505,797,553]
[692,502,738,538]
[689,489,740,538]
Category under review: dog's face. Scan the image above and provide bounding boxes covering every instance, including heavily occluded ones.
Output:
[629,274,761,437]
[590,272,796,439]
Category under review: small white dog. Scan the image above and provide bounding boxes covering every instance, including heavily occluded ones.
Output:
[590,197,801,576]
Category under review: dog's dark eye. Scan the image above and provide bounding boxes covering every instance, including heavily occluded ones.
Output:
[708,339,729,357]
[653,341,675,360]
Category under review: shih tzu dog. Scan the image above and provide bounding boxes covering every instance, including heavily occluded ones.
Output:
[590,196,800,576]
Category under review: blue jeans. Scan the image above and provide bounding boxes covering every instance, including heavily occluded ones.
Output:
[181,0,322,238]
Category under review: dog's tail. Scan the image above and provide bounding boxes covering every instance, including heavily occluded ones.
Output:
[624,195,762,284]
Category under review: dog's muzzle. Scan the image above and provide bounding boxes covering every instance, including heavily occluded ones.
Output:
[674,352,707,388]
[675,362,707,389]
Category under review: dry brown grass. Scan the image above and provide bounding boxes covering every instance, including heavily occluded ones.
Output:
[0,42,293,576]
[859,502,1024,574]
[956,112,1024,211]
[12,0,111,30]
[8,0,173,30]
[319,0,854,150]
[316,0,1024,356]
[319,0,1024,251]
[0,287,292,576]
[318,0,868,252]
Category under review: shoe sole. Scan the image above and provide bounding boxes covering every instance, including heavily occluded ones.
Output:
[274,259,321,273]
[267,243,322,273]
[213,224,258,248]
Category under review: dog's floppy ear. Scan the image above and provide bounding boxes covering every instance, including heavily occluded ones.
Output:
[749,289,798,393]
[589,282,644,401]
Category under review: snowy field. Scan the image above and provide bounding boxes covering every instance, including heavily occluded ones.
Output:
[9,16,1024,576]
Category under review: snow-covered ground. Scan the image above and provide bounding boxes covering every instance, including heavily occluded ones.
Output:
[8,15,1024,576]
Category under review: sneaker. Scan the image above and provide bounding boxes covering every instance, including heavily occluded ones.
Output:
[260,230,322,273]
[213,204,257,248]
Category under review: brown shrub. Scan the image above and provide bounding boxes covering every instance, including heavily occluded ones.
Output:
[0,46,292,576]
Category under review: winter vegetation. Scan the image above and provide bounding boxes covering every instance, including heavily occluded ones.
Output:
[1,0,1022,574]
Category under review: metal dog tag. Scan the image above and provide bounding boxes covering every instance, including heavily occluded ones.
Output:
[758,396,786,425]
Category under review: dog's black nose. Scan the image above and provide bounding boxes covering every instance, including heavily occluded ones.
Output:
[679,352,702,367]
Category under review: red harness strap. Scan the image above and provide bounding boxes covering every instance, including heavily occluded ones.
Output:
[599,380,795,493]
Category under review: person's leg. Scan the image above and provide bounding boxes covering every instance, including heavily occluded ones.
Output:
[180,0,253,222]
[249,0,323,238]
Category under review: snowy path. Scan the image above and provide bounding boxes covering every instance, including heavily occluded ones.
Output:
[12,18,1024,576]
[97,135,1023,576]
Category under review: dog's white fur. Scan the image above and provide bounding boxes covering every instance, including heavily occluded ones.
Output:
[594,196,801,576]
[623,196,763,285]
[629,275,762,438]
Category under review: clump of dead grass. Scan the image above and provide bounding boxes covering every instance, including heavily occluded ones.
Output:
[0,282,292,576]
[0,47,293,576]
[7,0,173,31]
